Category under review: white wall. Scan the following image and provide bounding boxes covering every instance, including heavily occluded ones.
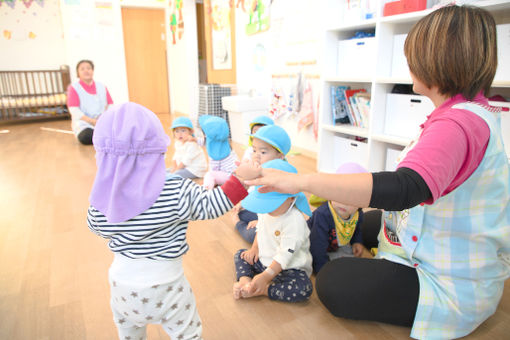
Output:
[59,0,129,103]
[58,0,199,112]
[0,0,66,70]
[167,0,199,117]
[234,0,321,154]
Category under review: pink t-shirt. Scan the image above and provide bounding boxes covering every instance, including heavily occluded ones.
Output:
[67,80,114,107]
[397,93,491,204]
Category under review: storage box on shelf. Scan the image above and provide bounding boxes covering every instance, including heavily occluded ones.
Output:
[318,0,510,173]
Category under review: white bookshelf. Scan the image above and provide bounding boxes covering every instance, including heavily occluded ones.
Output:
[317,0,510,173]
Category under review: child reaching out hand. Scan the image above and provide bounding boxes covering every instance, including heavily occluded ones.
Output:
[87,102,259,340]
[199,115,240,190]
[233,159,313,302]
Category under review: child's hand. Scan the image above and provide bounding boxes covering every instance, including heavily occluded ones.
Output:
[352,243,373,258]
[246,220,258,230]
[240,247,258,265]
[186,135,197,143]
[232,203,242,214]
[235,159,262,181]
[246,272,270,296]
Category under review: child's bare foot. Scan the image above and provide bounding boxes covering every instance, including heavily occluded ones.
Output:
[233,282,243,299]
[234,277,252,299]
[241,283,253,298]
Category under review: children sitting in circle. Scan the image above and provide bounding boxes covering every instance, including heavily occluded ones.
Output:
[241,115,275,161]
[167,116,207,179]
[87,102,259,340]
[233,159,313,302]
[199,115,240,190]
[233,124,291,243]
[307,162,373,274]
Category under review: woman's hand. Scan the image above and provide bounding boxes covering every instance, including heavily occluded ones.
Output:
[241,247,259,265]
[245,168,302,194]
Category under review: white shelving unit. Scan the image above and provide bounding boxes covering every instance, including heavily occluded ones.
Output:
[317,0,510,173]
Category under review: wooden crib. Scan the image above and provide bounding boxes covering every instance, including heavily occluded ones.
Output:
[0,65,71,123]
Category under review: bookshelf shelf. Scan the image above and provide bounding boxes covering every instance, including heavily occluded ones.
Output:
[321,124,369,138]
[317,1,510,173]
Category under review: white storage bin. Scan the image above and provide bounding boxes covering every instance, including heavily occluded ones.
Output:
[391,34,410,78]
[384,93,435,139]
[495,24,510,82]
[337,37,376,78]
[333,135,368,170]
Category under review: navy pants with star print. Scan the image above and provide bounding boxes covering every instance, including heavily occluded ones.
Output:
[234,249,313,303]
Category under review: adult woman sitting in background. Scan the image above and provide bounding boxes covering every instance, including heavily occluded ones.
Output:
[247,5,510,339]
[67,60,114,145]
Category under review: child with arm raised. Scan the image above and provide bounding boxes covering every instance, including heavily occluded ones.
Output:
[87,102,259,340]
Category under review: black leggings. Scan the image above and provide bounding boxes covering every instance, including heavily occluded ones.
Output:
[315,210,419,327]
[77,128,93,145]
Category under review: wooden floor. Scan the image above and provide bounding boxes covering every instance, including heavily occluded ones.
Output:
[1,115,509,340]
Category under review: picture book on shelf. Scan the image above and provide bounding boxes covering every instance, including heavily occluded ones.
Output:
[330,85,350,124]
[344,88,366,127]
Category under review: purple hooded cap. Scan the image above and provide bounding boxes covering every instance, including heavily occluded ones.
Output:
[89,102,170,223]
[336,162,367,174]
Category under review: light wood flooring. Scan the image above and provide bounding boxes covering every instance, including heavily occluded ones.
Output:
[1,114,510,340]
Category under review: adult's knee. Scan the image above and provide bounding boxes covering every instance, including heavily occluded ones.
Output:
[315,258,363,318]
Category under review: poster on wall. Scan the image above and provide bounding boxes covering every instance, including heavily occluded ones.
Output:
[210,0,232,70]
[245,0,271,35]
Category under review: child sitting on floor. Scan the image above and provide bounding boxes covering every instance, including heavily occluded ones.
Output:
[233,159,313,303]
[308,162,373,274]
[199,115,240,190]
[167,116,207,179]
[241,115,274,161]
[87,102,258,340]
[233,124,291,243]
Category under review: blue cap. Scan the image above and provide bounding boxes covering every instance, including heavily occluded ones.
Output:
[251,125,291,155]
[198,115,231,160]
[249,115,274,130]
[241,159,312,216]
[171,116,194,130]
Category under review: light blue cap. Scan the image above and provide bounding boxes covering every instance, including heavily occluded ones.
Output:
[249,115,274,130]
[198,115,231,161]
[241,159,312,216]
[171,116,194,130]
[251,125,291,155]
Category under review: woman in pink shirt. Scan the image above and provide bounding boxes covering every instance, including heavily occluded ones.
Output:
[67,60,114,145]
[246,5,510,339]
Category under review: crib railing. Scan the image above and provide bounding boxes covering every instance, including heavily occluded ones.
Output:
[0,65,71,122]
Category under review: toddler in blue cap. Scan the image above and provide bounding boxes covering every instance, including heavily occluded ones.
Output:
[233,124,291,243]
[233,159,313,302]
[199,115,240,190]
[167,116,208,179]
[241,115,274,162]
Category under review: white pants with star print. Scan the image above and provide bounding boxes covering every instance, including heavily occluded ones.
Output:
[108,254,202,340]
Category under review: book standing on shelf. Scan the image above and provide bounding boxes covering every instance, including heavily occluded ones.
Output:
[330,85,350,124]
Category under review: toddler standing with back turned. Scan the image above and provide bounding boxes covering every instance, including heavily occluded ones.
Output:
[87,102,258,340]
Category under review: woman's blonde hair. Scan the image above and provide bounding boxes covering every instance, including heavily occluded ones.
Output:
[404,5,497,100]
